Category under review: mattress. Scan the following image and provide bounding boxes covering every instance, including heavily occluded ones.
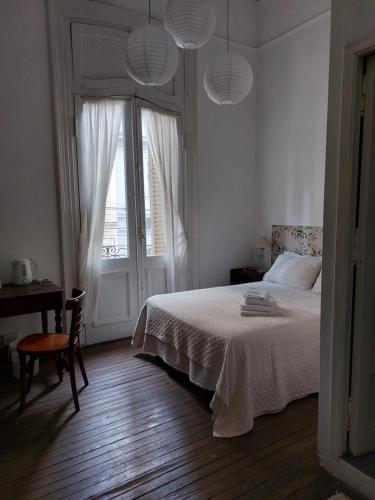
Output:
[132,282,321,437]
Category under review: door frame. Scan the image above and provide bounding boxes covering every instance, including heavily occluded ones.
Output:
[348,53,375,457]
[318,35,375,497]
[48,0,199,320]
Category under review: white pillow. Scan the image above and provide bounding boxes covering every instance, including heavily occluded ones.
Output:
[312,270,322,294]
[263,252,322,290]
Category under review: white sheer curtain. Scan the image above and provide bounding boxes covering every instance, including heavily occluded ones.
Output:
[78,99,123,325]
[142,108,188,292]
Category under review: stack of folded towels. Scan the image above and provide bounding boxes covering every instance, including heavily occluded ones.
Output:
[240,289,281,317]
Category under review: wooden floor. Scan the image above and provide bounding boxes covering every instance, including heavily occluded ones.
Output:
[0,340,361,500]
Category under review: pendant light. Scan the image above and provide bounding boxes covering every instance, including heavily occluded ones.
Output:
[204,0,253,105]
[164,0,216,50]
[124,0,178,87]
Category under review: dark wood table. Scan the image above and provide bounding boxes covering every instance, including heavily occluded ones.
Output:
[0,280,64,333]
[230,267,266,285]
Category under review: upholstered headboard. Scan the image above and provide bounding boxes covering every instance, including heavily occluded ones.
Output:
[271,225,323,263]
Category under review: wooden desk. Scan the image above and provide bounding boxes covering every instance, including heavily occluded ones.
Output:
[0,281,64,333]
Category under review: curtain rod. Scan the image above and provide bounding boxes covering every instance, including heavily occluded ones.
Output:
[77,94,182,117]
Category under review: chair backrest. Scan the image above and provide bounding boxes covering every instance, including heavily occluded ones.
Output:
[65,288,86,348]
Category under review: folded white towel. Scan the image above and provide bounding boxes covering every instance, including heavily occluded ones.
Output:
[242,292,274,305]
[244,296,272,306]
[241,303,276,312]
[243,289,270,301]
[240,294,281,316]
[241,309,283,317]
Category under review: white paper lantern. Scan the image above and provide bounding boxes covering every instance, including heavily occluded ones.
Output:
[125,24,178,86]
[204,52,254,105]
[164,0,216,49]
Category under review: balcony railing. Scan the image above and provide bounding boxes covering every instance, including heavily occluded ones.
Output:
[103,206,128,259]
[102,205,159,258]
[102,245,128,258]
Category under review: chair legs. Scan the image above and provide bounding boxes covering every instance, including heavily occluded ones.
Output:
[19,352,36,410]
[56,352,64,384]
[18,348,87,414]
[26,356,36,394]
[68,351,80,412]
[18,351,27,413]
[76,347,89,386]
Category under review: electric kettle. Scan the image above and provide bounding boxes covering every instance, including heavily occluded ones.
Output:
[11,259,33,286]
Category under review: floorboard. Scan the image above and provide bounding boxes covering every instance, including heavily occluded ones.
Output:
[0,339,363,499]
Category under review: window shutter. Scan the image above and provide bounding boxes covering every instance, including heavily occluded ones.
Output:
[149,157,166,256]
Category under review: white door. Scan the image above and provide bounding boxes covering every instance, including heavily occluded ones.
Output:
[136,103,170,304]
[77,98,173,344]
[349,54,375,456]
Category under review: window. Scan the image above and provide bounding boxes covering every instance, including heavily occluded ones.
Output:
[102,109,167,259]
[142,115,167,257]
[102,118,129,258]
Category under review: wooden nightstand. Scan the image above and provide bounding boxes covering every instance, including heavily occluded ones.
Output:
[230,267,266,285]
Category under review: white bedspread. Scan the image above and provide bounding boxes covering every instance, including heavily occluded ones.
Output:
[132,282,320,437]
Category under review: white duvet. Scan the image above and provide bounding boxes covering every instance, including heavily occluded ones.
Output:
[132,282,320,437]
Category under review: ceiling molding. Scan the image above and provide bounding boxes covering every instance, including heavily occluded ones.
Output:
[89,0,258,47]
[257,8,331,49]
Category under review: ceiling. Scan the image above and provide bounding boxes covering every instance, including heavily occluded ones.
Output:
[91,0,258,47]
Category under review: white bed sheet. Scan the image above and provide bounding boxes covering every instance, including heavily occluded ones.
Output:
[132,282,321,437]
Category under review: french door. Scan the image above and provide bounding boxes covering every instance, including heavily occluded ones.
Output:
[348,54,375,456]
[77,97,173,344]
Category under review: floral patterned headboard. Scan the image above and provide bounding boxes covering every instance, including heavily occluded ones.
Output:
[271,225,323,263]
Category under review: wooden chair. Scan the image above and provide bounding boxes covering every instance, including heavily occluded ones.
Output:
[17,288,88,413]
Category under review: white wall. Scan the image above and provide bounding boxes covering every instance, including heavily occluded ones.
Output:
[254,5,330,256]
[0,0,61,336]
[197,37,257,287]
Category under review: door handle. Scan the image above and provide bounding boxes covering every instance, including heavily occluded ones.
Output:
[139,228,146,242]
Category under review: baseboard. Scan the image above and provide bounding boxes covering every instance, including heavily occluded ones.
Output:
[320,454,375,499]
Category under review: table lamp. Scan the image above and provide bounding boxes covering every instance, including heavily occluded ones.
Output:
[255,236,270,270]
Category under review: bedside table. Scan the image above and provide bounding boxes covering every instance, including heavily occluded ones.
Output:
[230,267,266,285]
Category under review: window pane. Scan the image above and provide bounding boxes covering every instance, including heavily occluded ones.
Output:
[142,116,166,257]
[102,118,129,259]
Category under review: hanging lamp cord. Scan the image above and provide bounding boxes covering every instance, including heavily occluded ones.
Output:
[148,0,151,24]
[226,0,230,51]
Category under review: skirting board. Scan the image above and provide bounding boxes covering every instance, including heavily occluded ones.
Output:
[320,454,375,499]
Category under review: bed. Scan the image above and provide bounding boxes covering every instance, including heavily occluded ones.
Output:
[132,225,323,437]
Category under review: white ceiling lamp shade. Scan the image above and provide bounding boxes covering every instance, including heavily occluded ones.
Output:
[204,52,253,105]
[124,1,178,87]
[164,0,216,50]
[204,0,254,105]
